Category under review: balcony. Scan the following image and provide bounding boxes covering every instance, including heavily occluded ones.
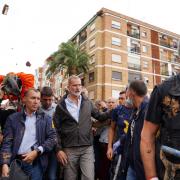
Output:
[128,63,141,71]
[128,72,142,83]
[79,29,87,44]
[171,56,180,63]
[161,70,169,76]
[127,31,140,39]
[172,65,180,75]
[159,34,178,50]
[127,23,140,39]
[159,41,170,48]
[128,46,141,55]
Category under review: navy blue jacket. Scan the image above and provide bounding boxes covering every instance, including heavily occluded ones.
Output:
[0,109,57,171]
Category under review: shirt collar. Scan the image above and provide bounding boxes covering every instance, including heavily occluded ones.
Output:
[66,95,82,103]
[24,110,36,117]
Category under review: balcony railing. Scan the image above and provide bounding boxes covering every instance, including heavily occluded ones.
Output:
[160,41,178,50]
[128,75,142,83]
[79,35,87,44]
[161,70,169,76]
[128,46,141,55]
[171,56,180,63]
[128,63,141,71]
[127,31,140,39]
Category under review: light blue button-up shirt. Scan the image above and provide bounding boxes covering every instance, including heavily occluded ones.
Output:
[18,112,37,154]
[65,95,82,122]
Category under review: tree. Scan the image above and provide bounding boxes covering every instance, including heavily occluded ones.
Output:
[46,41,90,77]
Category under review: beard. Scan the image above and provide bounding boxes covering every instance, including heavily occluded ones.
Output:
[72,91,81,97]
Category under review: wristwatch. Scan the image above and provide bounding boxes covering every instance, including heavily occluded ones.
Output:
[34,148,41,156]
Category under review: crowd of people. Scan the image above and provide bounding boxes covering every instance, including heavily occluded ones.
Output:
[0,74,180,180]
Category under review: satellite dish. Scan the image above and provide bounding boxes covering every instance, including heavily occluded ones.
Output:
[26,61,31,67]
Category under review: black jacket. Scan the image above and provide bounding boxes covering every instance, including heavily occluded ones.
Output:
[54,94,111,151]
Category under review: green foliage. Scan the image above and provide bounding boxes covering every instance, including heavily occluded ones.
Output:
[46,41,90,78]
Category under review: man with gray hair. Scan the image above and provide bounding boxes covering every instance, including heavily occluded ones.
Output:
[54,75,112,180]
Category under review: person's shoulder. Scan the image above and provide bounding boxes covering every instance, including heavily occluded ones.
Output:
[8,111,20,118]
[52,103,57,109]
[113,105,124,113]
[141,100,149,110]
[38,111,52,123]
[57,95,66,106]
[37,110,47,118]
[158,74,178,90]
[6,111,21,122]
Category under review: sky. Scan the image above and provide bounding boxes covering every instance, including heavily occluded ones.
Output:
[0,0,179,75]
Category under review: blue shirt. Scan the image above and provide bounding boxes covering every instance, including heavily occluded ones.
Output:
[65,95,82,122]
[112,105,133,138]
[18,112,37,154]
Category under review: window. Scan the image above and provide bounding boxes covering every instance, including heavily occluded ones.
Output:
[160,62,169,76]
[79,30,87,44]
[142,45,148,53]
[129,39,140,54]
[89,72,95,82]
[141,31,147,37]
[143,61,148,69]
[112,20,121,29]
[172,39,178,49]
[112,90,120,98]
[90,23,95,32]
[128,56,141,70]
[128,72,142,82]
[112,37,121,46]
[112,71,122,80]
[90,54,95,64]
[89,39,95,48]
[112,54,121,63]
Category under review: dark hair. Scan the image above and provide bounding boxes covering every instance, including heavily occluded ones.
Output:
[129,80,147,96]
[41,86,53,97]
[119,90,126,95]
[24,88,40,97]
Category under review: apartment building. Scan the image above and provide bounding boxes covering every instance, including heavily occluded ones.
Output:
[35,62,64,98]
[69,8,180,100]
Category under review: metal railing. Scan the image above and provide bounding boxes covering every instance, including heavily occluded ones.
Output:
[127,31,140,39]
[127,47,141,55]
[128,63,141,71]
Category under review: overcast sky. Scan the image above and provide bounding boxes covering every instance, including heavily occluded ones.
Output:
[0,0,179,75]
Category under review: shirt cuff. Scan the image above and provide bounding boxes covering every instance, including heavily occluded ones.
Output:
[38,146,44,154]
